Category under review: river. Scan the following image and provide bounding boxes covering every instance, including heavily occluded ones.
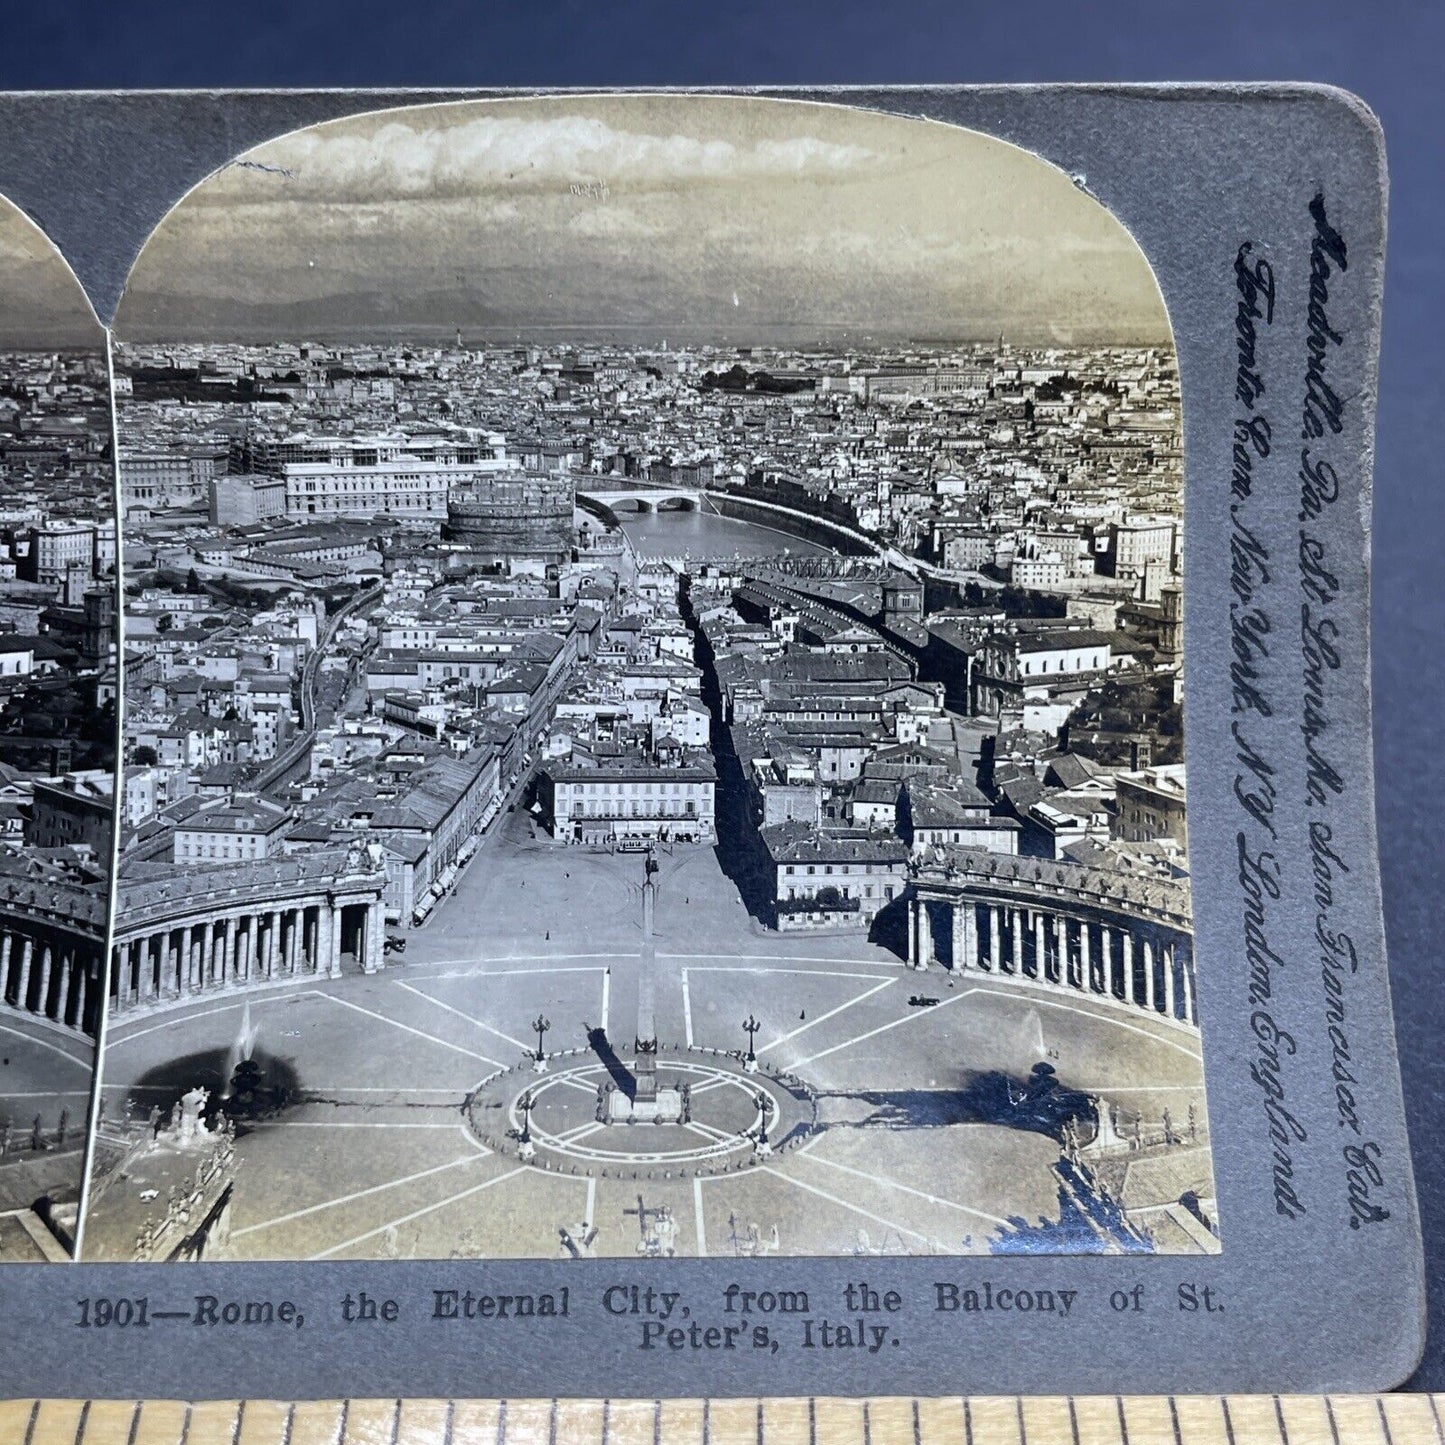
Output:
[617,507,830,559]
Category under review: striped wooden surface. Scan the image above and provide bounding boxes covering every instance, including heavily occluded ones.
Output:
[3,1396,1444,1445]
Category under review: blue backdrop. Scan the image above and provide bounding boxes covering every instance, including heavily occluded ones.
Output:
[1,0,1440,1391]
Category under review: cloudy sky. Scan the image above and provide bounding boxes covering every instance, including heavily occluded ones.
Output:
[0,196,102,349]
[117,95,1170,347]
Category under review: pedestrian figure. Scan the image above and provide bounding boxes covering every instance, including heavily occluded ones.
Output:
[545,930,550,941]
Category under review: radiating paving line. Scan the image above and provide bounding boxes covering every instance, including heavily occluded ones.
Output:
[661,952,903,969]
[404,959,619,976]
[551,1121,606,1146]
[676,964,898,979]
[0,1020,92,1067]
[107,988,323,1045]
[250,1120,468,1130]
[758,1166,932,1244]
[694,1177,708,1257]
[685,1120,738,1145]
[759,978,897,1055]
[394,979,531,1053]
[1010,989,1204,1061]
[795,1152,1010,1227]
[233,1153,487,1239]
[316,993,506,1067]
[311,1165,530,1259]
[789,987,974,1070]
[0,1089,93,1098]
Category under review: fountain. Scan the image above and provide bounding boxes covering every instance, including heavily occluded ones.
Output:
[1011,1005,1049,1064]
[222,1000,259,1100]
[220,1000,289,1119]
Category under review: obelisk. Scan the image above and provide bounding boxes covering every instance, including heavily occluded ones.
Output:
[634,846,659,1104]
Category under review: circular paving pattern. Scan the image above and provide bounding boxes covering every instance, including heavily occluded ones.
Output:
[467,1046,816,1178]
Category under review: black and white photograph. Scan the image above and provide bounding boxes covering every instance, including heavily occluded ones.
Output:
[83,95,1214,1264]
[0,194,116,1264]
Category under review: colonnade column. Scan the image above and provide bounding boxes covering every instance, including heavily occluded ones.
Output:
[104,896,378,1010]
[329,904,344,979]
[1162,942,1177,1019]
[364,902,384,974]
[64,951,82,1027]
[1010,909,1024,974]
[36,946,52,1016]
[17,938,33,1008]
[988,905,1001,972]
[1141,937,1156,1012]
[143,936,159,1002]
[110,944,127,1015]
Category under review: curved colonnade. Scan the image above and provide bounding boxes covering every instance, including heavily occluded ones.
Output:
[0,875,108,1037]
[909,849,1197,1028]
[109,848,388,1015]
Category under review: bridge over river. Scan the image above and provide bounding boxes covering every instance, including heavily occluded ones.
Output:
[575,482,911,570]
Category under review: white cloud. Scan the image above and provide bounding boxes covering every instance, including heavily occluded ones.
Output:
[214,110,877,203]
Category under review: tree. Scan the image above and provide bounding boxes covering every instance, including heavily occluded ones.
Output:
[186,568,202,594]
[132,745,158,766]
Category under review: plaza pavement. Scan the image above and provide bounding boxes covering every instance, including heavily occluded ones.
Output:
[0,1007,93,1259]
[86,830,1216,1261]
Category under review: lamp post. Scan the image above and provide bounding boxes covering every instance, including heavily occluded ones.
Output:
[532,1013,551,1073]
[752,1090,773,1157]
[517,1089,536,1163]
[742,1013,761,1074]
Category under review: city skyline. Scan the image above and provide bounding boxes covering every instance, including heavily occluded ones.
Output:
[114,96,1173,347]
